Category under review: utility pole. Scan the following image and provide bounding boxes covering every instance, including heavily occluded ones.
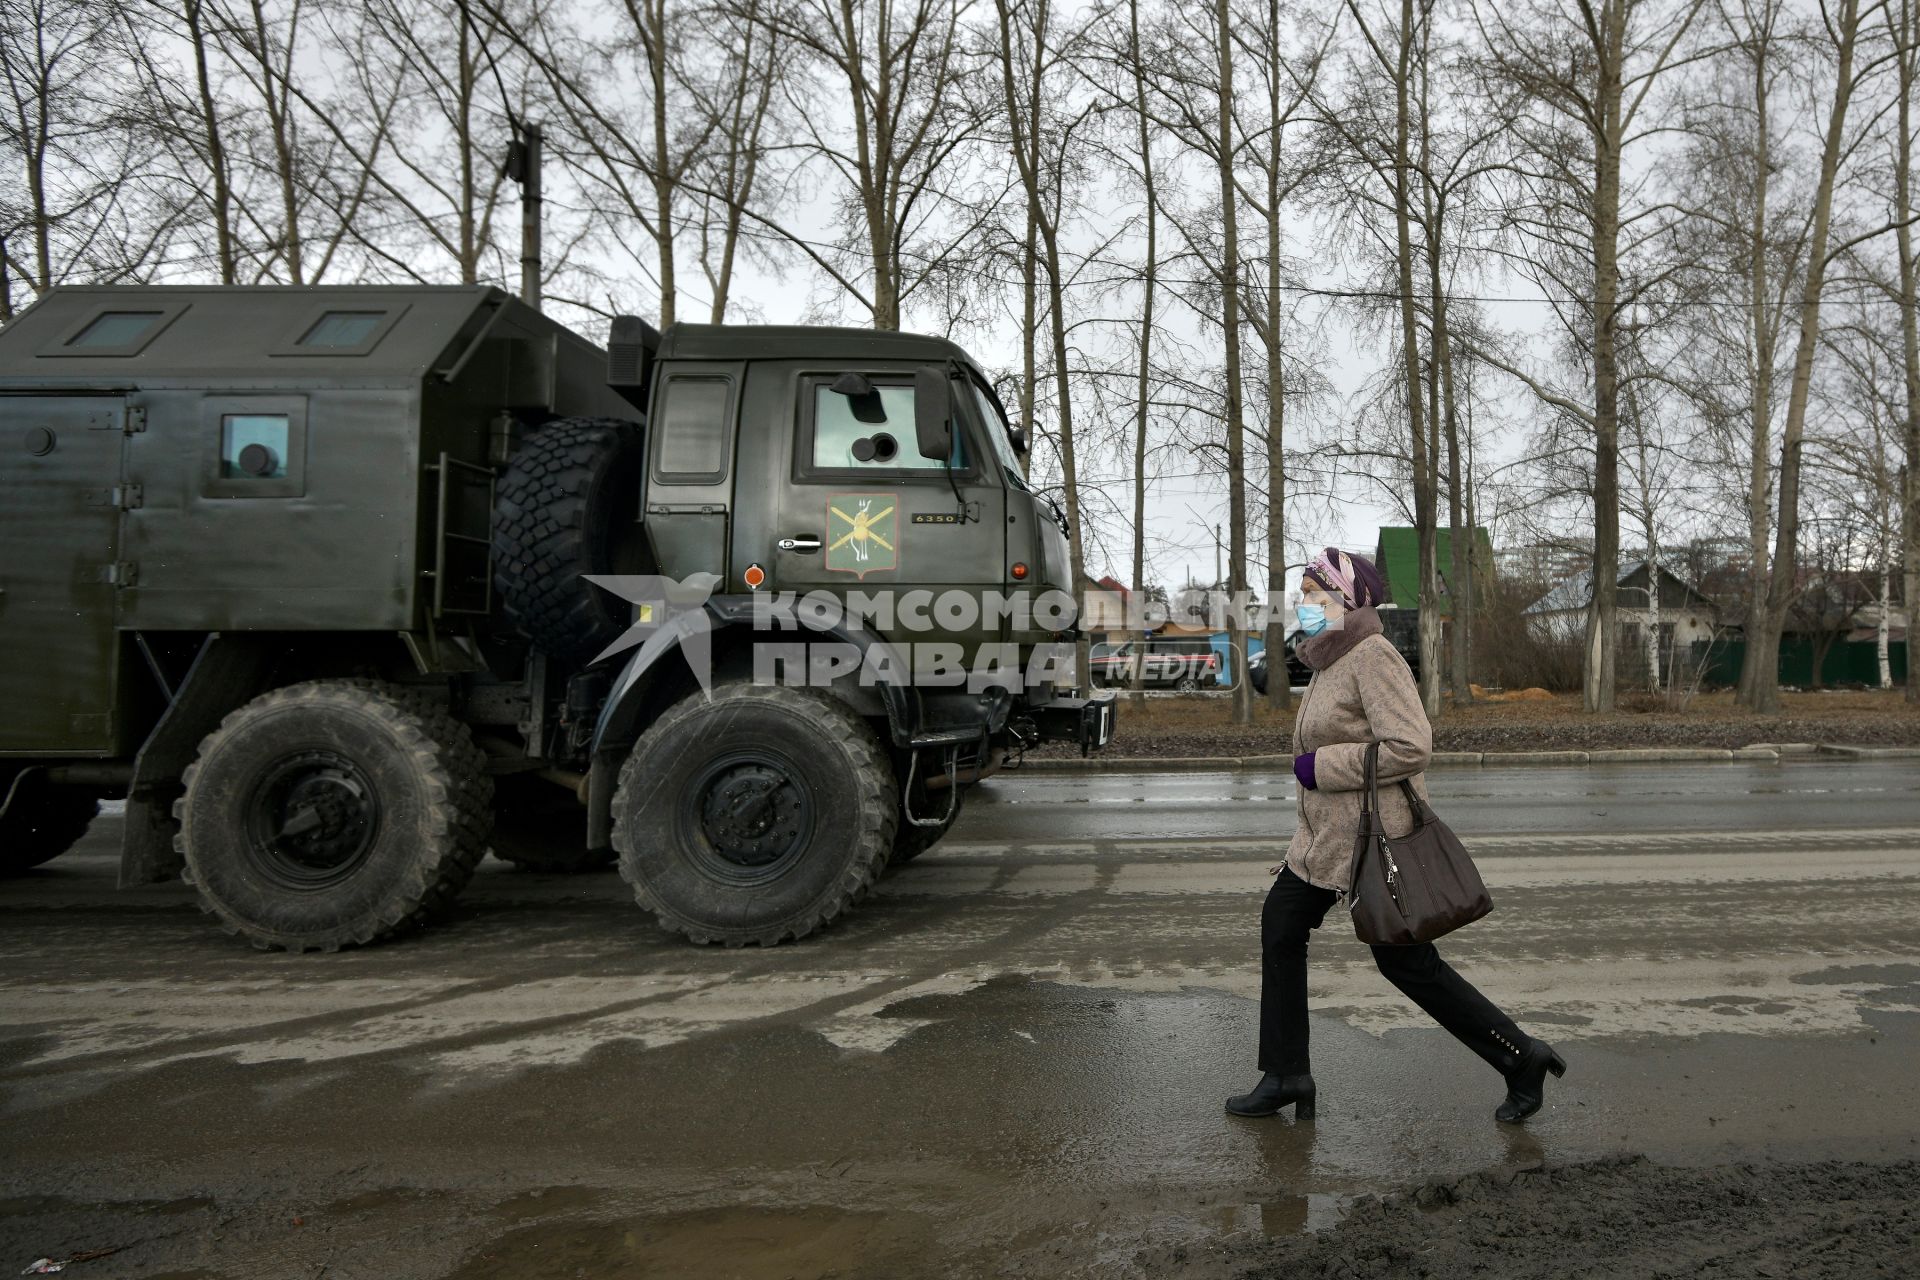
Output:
[1214,523,1223,589]
[506,121,543,310]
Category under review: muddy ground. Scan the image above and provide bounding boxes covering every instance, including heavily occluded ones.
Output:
[4,760,1919,1278]
[1038,687,1920,758]
[1142,1155,1920,1280]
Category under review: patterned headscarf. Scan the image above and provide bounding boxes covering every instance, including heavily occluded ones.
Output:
[1303,546,1386,610]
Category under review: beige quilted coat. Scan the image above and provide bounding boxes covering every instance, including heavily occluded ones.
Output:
[1282,631,1435,894]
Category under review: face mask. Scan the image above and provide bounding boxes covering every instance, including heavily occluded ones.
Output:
[1297,603,1328,636]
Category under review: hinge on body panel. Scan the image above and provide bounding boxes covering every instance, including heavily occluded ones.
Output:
[112,484,143,510]
[123,406,147,434]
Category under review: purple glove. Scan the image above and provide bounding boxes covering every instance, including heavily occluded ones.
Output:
[1292,750,1317,790]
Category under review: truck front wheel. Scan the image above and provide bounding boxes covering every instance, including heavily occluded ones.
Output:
[174,681,491,952]
[612,684,896,945]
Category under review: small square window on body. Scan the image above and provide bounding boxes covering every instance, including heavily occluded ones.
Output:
[221,414,291,479]
[299,311,384,347]
[68,312,161,349]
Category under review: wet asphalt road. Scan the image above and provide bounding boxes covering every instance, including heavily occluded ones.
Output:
[2,759,1918,1278]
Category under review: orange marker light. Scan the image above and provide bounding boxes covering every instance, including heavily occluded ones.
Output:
[1010,562,1029,580]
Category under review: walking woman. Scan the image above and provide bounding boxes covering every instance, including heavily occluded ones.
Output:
[1226,547,1566,1124]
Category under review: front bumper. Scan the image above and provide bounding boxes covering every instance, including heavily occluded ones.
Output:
[1027,690,1118,756]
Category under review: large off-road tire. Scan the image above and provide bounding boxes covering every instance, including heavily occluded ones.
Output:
[612,684,896,946]
[492,417,649,665]
[890,788,964,866]
[0,775,99,875]
[174,680,491,952]
[490,773,614,873]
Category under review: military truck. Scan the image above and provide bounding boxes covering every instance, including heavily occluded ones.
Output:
[0,285,1115,951]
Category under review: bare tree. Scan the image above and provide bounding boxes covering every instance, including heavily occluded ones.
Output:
[989,0,1100,686]
[1236,0,1331,711]
[762,0,989,329]
[1471,0,1709,713]
[1880,0,1919,701]
[1,0,179,314]
[1747,0,1893,713]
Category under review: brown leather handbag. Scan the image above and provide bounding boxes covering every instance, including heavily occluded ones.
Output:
[1347,742,1493,945]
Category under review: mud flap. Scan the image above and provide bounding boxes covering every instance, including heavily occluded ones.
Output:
[119,633,276,886]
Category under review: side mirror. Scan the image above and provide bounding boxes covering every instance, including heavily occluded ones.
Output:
[914,366,952,461]
[1011,424,1030,455]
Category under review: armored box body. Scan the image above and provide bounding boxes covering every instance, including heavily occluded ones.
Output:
[0,286,636,757]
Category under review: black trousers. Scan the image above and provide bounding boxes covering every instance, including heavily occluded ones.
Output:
[1258,866,1531,1076]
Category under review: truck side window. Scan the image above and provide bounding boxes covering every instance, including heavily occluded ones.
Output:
[812,383,963,471]
[220,414,291,478]
[655,376,730,481]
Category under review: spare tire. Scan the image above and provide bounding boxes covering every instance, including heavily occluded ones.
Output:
[492,416,650,665]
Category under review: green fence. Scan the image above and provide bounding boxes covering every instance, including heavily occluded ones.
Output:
[1688,637,1909,689]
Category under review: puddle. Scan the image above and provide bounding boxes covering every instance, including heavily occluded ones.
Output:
[325,1186,446,1215]
[448,1204,934,1279]
[1211,1191,1349,1235]
[491,1184,605,1220]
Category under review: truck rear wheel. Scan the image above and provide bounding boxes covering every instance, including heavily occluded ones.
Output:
[613,684,896,945]
[174,680,491,952]
[492,416,649,664]
[0,775,99,875]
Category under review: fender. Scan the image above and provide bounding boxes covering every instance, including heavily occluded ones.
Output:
[589,594,920,754]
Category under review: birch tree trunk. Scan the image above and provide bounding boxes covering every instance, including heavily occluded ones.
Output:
[184,0,237,283]
[1129,0,1156,703]
[1391,0,1441,719]
[1897,0,1920,704]
[1216,0,1254,724]
[1583,0,1627,715]
[645,0,677,325]
[1751,0,1868,716]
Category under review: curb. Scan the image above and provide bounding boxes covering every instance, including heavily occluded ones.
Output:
[1018,742,1914,773]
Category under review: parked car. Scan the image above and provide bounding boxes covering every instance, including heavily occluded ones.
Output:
[1248,609,1423,695]
[1248,641,1304,694]
[1089,638,1222,691]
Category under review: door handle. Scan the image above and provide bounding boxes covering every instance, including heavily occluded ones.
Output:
[778,535,822,552]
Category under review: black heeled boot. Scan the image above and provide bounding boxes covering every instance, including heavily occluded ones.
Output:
[1495,1038,1566,1123]
[1225,1072,1316,1118]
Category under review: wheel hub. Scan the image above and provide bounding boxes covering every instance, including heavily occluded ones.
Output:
[691,757,813,872]
[244,751,380,888]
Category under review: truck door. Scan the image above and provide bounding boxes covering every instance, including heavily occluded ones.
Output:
[0,396,127,753]
[644,361,743,582]
[768,369,1008,662]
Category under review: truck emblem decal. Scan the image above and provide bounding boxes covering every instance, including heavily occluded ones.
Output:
[826,493,897,578]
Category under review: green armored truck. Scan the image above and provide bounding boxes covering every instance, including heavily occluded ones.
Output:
[0,286,1114,950]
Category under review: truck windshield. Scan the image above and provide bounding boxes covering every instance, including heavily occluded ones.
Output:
[966,378,1028,491]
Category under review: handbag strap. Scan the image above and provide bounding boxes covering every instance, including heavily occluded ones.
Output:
[1362,741,1381,817]
[1361,740,1421,821]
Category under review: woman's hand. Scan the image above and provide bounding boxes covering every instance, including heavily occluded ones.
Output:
[1268,863,1284,876]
